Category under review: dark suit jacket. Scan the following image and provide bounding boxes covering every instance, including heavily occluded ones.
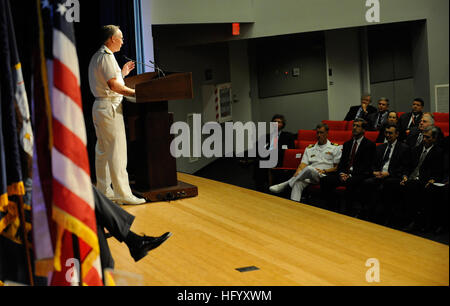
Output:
[407,144,444,183]
[399,112,423,135]
[367,111,389,131]
[373,141,411,178]
[338,137,376,176]
[405,126,445,148]
[344,105,377,121]
[270,131,295,167]
[259,130,295,167]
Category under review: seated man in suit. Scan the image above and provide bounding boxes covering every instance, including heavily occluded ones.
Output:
[268,123,342,202]
[428,136,449,235]
[344,94,377,121]
[92,186,172,270]
[367,97,390,131]
[362,124,411,224]
[320,118,376,214]
[398,98,425,138]
[405,112,444,148]
[269,114,295,167]
[254,114,295,191]
[400,126,445,232]
[376,111,400,143]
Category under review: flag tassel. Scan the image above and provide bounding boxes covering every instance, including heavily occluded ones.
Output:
[16,195,34,286]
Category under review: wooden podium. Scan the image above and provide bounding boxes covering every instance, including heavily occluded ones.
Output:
[124,72,198,202]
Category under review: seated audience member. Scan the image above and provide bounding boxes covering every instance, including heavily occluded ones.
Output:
[268,114,296,167]
[269,123,342,202]
[376,111,399,143]
[426,135,449,235]
[254,114,295,191]
[344,94,377,121]
[92,186,172,269]
[367,97,390,131]
[405,112,444,148]
[398,98,424,137]
[320,118,376,214]
[399,126,444,233]
[362,124,411,224]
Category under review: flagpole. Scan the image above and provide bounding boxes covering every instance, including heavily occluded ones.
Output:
[17,195,34,286]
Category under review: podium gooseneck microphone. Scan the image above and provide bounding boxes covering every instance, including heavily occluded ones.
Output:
[123,55,166,77]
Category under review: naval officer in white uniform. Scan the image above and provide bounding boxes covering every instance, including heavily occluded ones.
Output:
[269,123,342,202]
[88,25,145,205]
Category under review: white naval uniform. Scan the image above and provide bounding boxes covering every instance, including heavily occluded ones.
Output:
[88,45,133,199]
[288,140,342,201]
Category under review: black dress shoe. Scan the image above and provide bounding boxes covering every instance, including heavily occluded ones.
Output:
[129,232,172,262]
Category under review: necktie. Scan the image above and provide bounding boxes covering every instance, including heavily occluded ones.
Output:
[355,107,362,119]
[382,144,392,166]
[409,148,428,180]
[415,133,423,147]
[347,140,358,172]
[376,113,382,129]
[410,114,417,128]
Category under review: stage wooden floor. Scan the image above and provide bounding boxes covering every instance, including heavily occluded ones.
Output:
[108,173,449,286]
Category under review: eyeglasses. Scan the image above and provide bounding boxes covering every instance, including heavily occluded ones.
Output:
[423,135,433,139]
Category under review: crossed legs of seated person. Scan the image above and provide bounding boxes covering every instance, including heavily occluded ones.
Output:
[269,166,322,202]
[92,186,172,269]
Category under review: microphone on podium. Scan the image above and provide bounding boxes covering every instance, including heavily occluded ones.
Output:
[123,55,154,70]
[123,55,166,77]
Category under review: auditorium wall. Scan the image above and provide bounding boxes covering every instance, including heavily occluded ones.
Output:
[144,0,448,173]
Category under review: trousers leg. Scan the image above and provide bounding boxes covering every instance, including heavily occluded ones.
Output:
[289,166,321,202]
[93,101,133,198]
[320,173,342,211]
[291,181,309,202]
[92,185,135,243]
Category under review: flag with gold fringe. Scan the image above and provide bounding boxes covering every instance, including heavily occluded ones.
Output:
[46,0,103,286]
[0,0,34,286]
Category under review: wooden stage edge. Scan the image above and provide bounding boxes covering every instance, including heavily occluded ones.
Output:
[109,173,449,286]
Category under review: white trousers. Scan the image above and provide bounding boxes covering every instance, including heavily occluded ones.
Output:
[92,99,133,198]
[287,166,322,202]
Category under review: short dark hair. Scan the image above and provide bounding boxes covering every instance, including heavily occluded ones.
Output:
[413,98,425,107]
[354,118,368,130]
[423,126,439,139]
[316,123,329,132]
[100,25,120,44]
[378,97,390,105]
[271,114,286,129]
[385,124,399,133]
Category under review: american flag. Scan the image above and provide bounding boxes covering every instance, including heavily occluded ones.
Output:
[47,0,103,286]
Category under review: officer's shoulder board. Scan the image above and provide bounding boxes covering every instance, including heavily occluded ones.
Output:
[306,144,314,149]
[331,142,340,146]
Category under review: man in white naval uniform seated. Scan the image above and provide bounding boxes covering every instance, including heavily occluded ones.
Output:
[88,25,145,205]
[269,123,342,202]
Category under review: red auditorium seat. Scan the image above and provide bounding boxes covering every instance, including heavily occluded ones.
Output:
[397,112,405,118]
[345,120,354,130]
[435,122,449,133]
[277,149,304,170]
[365,131,379,143]
[269,149,304,185]
[297,130,317,142]
[328,130,352,144]
[297,140,314,151]
[433,112,449,123]
[322,120,348,130]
